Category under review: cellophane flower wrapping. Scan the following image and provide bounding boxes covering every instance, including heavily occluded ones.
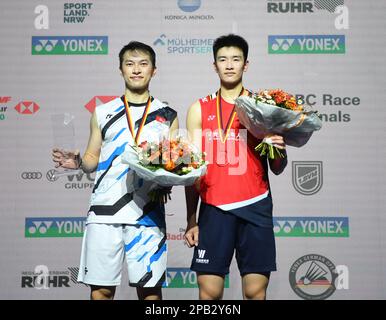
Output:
[121,138,206,187]
[235,94,322,148]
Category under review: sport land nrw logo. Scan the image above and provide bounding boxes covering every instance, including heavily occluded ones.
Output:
[268,35,345,54]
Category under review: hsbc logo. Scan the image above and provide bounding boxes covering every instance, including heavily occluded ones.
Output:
[84,96,119,113]
[15,101,40,115]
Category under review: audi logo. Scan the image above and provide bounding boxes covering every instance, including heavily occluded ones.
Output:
[21,172,42,179]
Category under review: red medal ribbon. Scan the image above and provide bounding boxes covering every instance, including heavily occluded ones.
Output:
[216,87,246,143]
[123,95,152,145]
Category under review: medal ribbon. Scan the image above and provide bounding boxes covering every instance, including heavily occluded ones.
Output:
[216,87,246,143]
[123,95,152,145]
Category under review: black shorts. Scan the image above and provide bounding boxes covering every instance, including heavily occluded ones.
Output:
[191,202,276,276]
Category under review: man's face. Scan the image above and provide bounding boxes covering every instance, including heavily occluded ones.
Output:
[120,50,156,92]
[214,46,248,86]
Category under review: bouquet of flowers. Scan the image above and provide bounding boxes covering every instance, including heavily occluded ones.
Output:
[121,137,206,186]
[235,89,322,159]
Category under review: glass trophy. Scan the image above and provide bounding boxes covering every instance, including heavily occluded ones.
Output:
[51,113,82,179]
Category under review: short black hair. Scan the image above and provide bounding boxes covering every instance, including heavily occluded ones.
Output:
[213,34,249,61]
[119,41,156,70]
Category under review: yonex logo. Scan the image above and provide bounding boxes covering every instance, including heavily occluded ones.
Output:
[271,38,295,51]
[207,115,216,121]
[25,217,86,237]
[268,35,345,54]
[165,267,229,288]
[273,217,349,237]
[274,219,297,234]
[165,268,198,288]
[34,39,59,53]
[198,249,206,258]
[32,36,108,55]
[27,221,54,235]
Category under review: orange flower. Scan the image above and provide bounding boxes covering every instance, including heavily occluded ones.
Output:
[164,160,176,171]
[271,90,287,104]
[285,98,298,110]
[137,137,205,176]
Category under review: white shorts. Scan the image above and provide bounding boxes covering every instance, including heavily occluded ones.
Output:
[77,223,167,287]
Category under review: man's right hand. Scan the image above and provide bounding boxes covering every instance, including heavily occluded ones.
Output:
[52,148,81,169]
[184,223,199,248]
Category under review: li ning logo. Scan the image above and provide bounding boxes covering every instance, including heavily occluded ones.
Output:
[292,161,323,195]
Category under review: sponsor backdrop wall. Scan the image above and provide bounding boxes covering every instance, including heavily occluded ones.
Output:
[0,0,385,299]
